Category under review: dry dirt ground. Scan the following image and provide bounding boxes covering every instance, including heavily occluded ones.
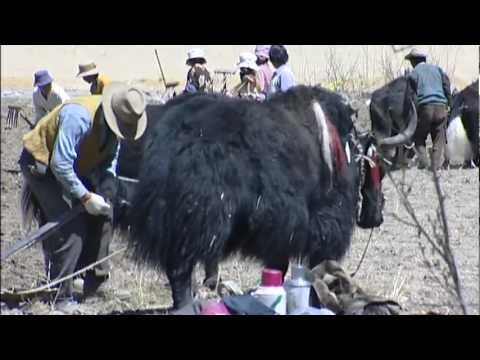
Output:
[1,94,478,315]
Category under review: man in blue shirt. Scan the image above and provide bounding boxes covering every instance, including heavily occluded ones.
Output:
[268,45,296,96]
[19,83,148,311]
[406,49,452,170]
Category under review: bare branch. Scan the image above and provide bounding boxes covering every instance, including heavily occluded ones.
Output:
[386,168,467,314]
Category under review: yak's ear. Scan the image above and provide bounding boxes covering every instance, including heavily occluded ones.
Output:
[312,101,333,174]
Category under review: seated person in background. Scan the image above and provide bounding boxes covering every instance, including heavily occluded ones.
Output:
[33,70,70,124]
[230,53,264,101]
[184,48,213,94]
[268,45,296,97]
[254,45,274,96]
[77,63,111,95]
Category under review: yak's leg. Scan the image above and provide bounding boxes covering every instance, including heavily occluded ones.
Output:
[203,259,220,290]
[308,256,326,309]
[167,265,195,310]
[396,146,405,169]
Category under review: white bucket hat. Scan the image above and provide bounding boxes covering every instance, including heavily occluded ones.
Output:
[186,48,207,64]
[102,82,148,141]
[237,52,258,72]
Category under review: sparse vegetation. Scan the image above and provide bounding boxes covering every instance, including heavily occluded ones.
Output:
[1,46,478,315]
[386,165,468,314]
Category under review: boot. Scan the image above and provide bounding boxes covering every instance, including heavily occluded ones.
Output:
[416,146,430,170]
[83,271,110,299]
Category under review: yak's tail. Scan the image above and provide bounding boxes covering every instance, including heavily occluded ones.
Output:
[20,182,43,232]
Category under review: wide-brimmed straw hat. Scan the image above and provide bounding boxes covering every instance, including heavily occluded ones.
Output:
[77,63,100,78]
[102,82,148,141]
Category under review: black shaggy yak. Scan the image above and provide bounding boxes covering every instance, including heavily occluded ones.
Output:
[127,86,386,309]
[369,76,418,170]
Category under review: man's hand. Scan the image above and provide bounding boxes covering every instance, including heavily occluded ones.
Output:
[81,192,111,216]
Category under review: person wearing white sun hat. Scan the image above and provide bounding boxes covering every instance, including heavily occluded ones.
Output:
[231,52,264,101]
[19,82,148,310]
[184,48,213,94]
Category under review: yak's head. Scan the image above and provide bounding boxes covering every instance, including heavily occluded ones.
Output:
[369,77,418,171]
[282,85,386,229]
[332,90,385,229]
[349,131,385,229]
[310,86,385,229]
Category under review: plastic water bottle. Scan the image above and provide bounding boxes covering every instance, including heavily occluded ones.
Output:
[252,269,287,315]
[284,265,312,315]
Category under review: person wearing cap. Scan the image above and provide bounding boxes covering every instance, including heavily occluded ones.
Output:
[32,70,70,124]
[254,45,274,94]
[19,82,148,310]
[184,48,213,94]
[231,53,263,101]
[77,63,112,95]
[405,48,452,171]
[268,45,296,97]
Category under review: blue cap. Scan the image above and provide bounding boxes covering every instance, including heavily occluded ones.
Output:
[34,70,54,87]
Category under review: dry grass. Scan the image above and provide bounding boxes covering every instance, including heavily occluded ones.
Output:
[1,60,478,314]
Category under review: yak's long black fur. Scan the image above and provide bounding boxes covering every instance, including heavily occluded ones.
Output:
[128,86,359,282]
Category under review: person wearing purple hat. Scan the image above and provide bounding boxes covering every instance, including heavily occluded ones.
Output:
[32,70,70,124]
[255,45,274,95]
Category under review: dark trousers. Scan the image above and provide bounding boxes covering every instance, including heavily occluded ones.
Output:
[414,103,448,170]
[19,150,112,298]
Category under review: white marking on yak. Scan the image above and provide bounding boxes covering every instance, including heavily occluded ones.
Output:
[345,142,351,164]
[210,235,217,249]
[312,101,333,174]
[446,116,472,165]
[256,195,262,210]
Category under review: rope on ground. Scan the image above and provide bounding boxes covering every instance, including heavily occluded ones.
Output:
[350,228,374,278]
[6,247,127,296]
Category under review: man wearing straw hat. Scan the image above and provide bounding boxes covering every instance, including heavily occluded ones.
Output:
[405,48,452,171]
[77,62,112,95]
[32,70,70,124]
[19,82,148,311]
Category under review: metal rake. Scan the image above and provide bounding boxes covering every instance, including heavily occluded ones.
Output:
[5,106,34,129]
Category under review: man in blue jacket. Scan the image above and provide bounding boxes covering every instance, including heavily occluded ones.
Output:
[406,49,452,171]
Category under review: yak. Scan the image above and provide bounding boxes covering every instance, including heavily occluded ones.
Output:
[446,80,479,168]
[369,76,418,170]
[127,86,386,310]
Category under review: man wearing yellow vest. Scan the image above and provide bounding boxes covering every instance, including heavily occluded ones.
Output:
[19,82,147,310]
[77,62,112,95]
